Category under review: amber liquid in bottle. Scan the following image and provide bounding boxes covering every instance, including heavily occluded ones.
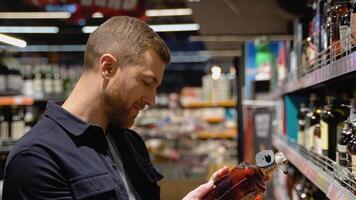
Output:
[202,152,288,200]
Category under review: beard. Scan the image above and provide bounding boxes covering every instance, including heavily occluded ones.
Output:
[103,90,136,129]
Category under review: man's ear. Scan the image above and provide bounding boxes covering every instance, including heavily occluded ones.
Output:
[99,54,118,79]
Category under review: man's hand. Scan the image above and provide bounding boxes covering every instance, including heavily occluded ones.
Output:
[182,166,229,200]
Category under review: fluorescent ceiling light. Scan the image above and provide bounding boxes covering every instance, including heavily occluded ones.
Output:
[0,33,26,48]
[0,26,59,33]
[3,44,85,52]
[0,12,71,19]
[82,26,97,33]
[82,23,200,33]
[150,23,199,32]
[189,35,293,42]
[145,8,192,17]
[92,12,104,18]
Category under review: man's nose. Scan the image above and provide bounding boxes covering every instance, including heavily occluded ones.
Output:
[142,93,156,107]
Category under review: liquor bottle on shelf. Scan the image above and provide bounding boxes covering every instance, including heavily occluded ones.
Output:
[336,121,353,186]
[53,66,63,97]
[298,103,309,147]
[351,0,356,47]
[24,106,36,133]
[347,121,356,194]
[0,107,9,140]
[43,65,54,97]
[22,65,34,97]
[313,124,322,155]
[202,150,288,200]
[0,61,7,93]
[10,106,25,140]
[6,65,23,93]
[304,93,322,151]
[33,65,44,99]
[330,0,351,57]
[339,1,352,53]
[320,95,348,160]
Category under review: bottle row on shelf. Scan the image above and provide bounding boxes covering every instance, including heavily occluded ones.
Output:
[0,62,82,99]
[279,0,356,93]
[0,105,40,143]
[291,90,356,196]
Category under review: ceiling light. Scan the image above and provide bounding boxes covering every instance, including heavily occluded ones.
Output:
[3,44,85,52]
[145,8,192,17]
[189,35,293,42]
[82,23,200,33]
[0,34,26,48]
[92,12,104,18]
[0,26,59,33]
[150,23,200,32]
[0,12,71,19]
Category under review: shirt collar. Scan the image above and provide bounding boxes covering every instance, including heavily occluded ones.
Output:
[44,101,92,136]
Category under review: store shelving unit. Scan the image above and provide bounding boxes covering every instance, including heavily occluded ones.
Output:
[283,51,356,95]
[270,37,356,199]
[0,95,65,106]
[0,96,34,106]
[273,136,355,200]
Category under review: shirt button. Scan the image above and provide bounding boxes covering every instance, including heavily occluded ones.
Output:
[112,164,117,169]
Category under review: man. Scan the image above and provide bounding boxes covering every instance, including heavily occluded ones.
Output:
[2,16,230,200]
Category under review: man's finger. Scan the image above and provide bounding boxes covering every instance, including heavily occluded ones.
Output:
[209,166,229,182]
[182,181,214,200]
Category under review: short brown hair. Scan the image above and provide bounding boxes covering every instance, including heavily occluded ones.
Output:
[83,16,170,70]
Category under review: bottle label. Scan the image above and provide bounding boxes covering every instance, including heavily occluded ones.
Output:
[351,13,356,45]
[33,79,43,98]
[53,79,63,95]
[23,80,34,96]
[305,125,315,150]
[0,75,6,91]
[7,75,23,91]
[320,120,329,151]
[44,78,53,94]
[314,135,322,155]
[338,144,349,167]
[11,121,25,140]
[350,107,356,123]
[0,121,9,139]
[352,155,356,169]
[339,25,351,52]
[298,130,304,146]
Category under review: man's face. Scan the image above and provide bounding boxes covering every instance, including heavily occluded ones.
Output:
[103,50,165,128]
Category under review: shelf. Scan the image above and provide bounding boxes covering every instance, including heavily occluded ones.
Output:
[196,128,237,139]
[279,51,356,96]
[0,95,65,106]
[181,100,236,108]
[272,136,356,200]
[0,96,34,106]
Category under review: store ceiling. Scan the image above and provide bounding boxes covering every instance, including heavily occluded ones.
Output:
[0,0,312,62]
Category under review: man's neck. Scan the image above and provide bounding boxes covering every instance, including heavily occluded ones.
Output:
[61,72,108,133]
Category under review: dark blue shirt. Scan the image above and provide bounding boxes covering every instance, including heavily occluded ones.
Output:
[2,102,163,200]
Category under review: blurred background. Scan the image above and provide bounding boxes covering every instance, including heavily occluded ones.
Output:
[0,0,355,199]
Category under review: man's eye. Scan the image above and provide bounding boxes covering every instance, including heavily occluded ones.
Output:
[143,80,150,86]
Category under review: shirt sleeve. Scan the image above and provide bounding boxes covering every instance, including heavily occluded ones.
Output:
[2,150,72,200]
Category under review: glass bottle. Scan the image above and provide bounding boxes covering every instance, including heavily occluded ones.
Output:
[320,96,348,160]
[339,1,352,53]
[10,106,25,140]
[304,93,322,151]
[347,122,356,194]
[298,103,309,147]
[22,65,34,97]
[0,107,9,140]
[33,65,43,99]
[351,0,356,48]
[24,106,36,133]
[0,61,7,93]
[330,0,351,57]
[202,151,288,200]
